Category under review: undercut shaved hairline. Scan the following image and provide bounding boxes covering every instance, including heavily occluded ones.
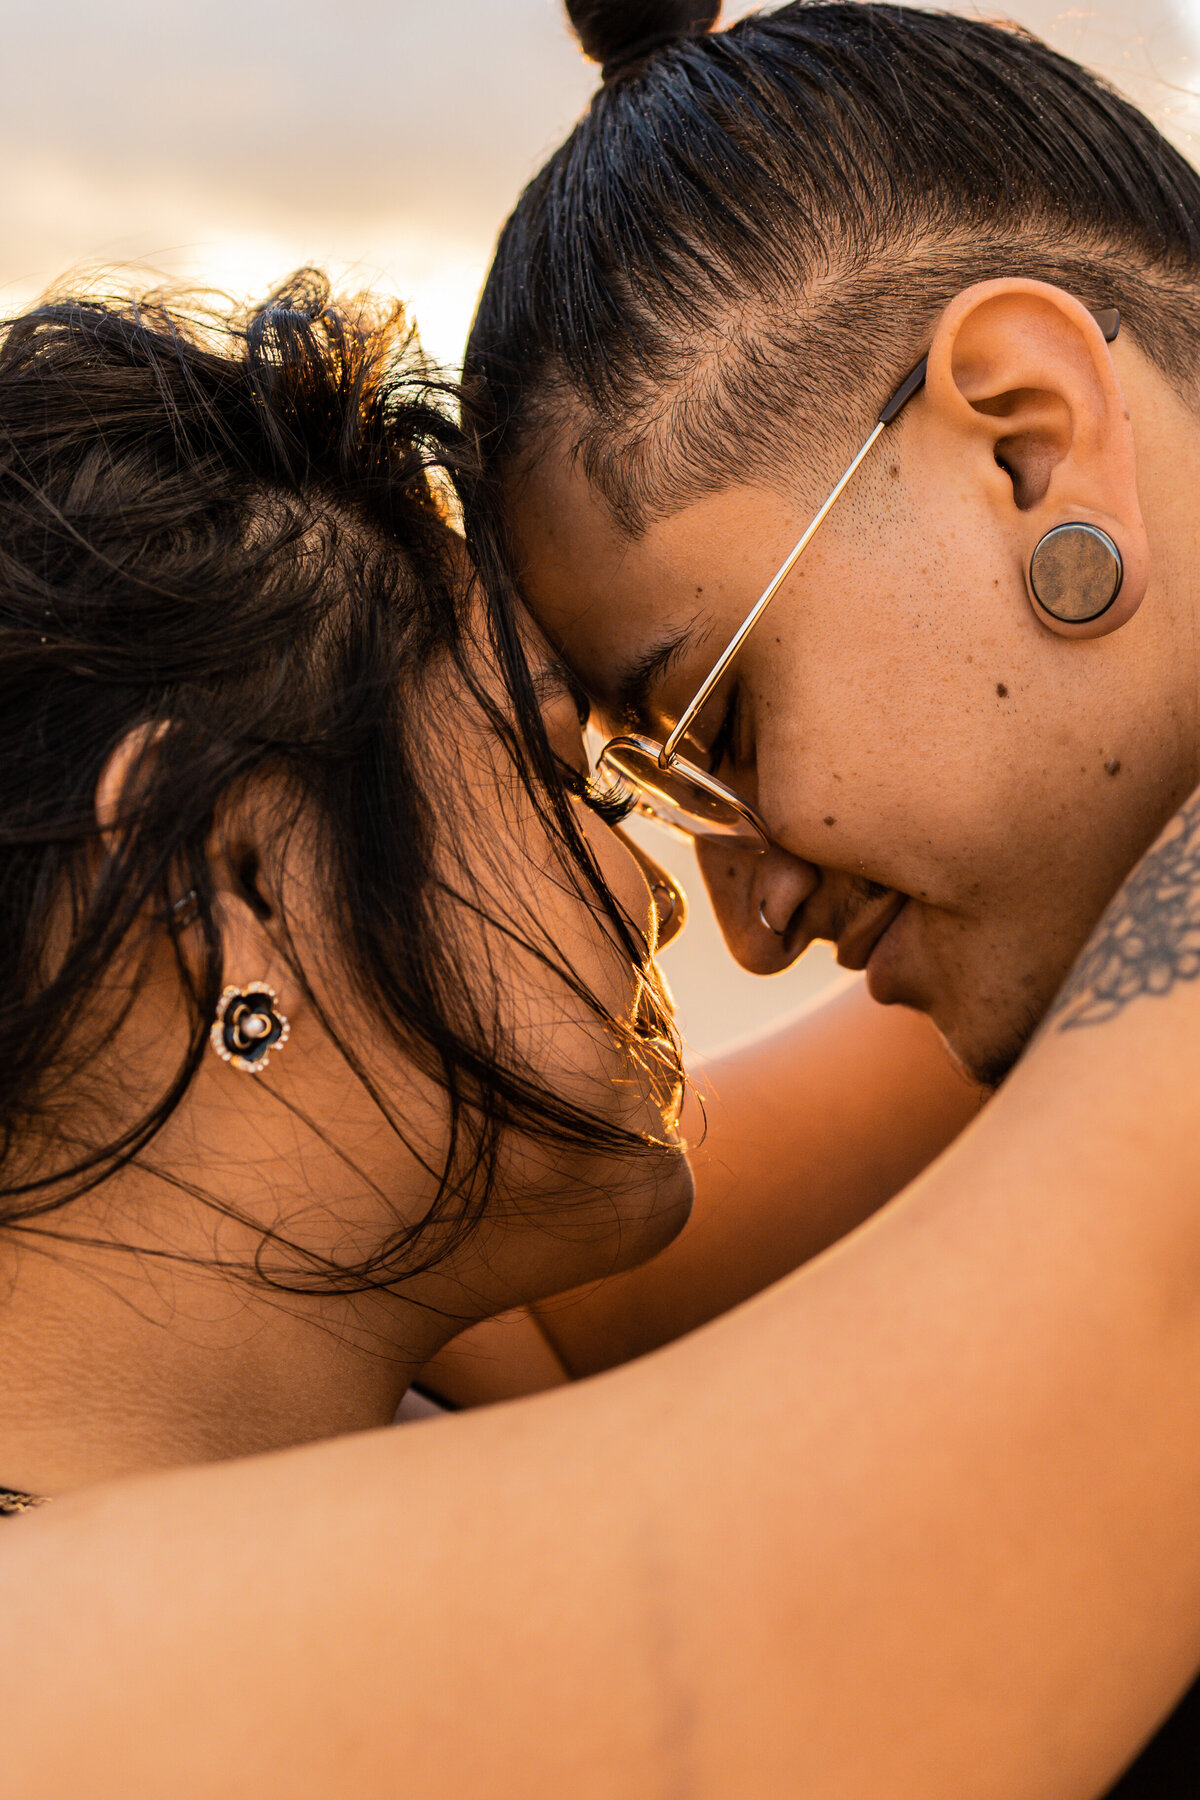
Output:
[557,237,1200,537]
[468,6,1200,543]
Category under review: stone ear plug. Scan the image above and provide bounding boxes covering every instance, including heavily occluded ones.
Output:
[210,982,290,1073]
[1028,522,1123,627]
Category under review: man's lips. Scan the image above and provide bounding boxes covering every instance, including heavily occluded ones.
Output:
[833,889,908,972]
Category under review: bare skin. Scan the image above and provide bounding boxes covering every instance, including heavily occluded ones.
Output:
[438,280,1167,1399]
[11,279,1200,1794]
[527,980,979,1378]
[7,789,1200,1796]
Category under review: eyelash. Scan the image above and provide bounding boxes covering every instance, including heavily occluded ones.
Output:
[585,782,640,827]
[557,761,639,826]
[543,670,638,826]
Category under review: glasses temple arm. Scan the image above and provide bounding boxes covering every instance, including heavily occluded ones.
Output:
[876,306,1119,427]
[659,306,1119,768]
[661,420,887,763]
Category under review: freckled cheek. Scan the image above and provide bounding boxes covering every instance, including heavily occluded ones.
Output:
[757,696,1005,897]
[752,651,902,810]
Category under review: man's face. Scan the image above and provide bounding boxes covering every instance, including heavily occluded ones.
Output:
[510,422,1194,1085]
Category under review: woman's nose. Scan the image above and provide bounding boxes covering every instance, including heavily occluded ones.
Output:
[648,866,688,949]
[694,837,820,973]
[616,830,689,949]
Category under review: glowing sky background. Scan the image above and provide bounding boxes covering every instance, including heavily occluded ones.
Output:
[8,0,1200,1050]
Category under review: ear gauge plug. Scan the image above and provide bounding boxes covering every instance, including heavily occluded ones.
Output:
[1027,523,1131,637]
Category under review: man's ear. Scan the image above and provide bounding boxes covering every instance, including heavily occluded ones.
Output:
[922,278,1149,638]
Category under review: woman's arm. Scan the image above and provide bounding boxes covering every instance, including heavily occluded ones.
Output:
[531,979,981,1374]
[8,795,1200,1797]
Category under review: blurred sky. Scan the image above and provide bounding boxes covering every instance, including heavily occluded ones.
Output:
[8,0,1200,1051]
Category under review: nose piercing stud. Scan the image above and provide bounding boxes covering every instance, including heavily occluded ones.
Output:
[758,899,786,937]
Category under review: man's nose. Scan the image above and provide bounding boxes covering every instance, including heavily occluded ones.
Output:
[694,837,821,973]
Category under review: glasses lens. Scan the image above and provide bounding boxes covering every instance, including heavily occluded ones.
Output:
[599,738,767,845]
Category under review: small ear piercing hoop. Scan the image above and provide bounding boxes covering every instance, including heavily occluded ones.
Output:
[169,888,200,929]
[210,982,290,1073]
[1028,523,1125,633]
[758,899,786,937]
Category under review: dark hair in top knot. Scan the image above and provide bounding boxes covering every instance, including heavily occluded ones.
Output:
[566,0,721,74]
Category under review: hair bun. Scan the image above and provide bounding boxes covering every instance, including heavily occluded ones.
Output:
[566,1,722,76]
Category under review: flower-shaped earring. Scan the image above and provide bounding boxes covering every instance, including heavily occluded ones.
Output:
[210,981,290,1073]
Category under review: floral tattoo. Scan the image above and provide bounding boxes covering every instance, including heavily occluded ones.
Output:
[1050,796,1200,1030]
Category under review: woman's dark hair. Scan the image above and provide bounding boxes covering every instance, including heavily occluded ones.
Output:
[0,271,678,1291]
[466,1,1200,531]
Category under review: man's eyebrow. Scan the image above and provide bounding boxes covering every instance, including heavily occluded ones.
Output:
[614,617,708,729]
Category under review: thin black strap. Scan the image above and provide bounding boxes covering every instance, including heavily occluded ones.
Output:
[408,1381,459,1413]
[1101,1667,1200,1795]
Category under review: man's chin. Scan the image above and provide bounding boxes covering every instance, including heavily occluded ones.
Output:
[936,996,1051,1094]
[873,901,1080,1092]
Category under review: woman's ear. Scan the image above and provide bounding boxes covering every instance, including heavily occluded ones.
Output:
[203,799,297,1010]
[94,729,291,1004]
[95,720,202,926]
[923,278,1149,638]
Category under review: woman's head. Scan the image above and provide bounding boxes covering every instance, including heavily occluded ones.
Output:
[0,272,690,1336]
[467,1,1200,1083]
